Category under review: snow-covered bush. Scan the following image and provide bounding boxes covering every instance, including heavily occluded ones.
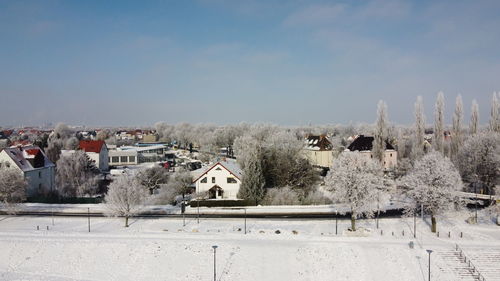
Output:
[263,187,301,206]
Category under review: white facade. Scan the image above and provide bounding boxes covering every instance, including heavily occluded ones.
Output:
[193,162,242,199]
[355,150,398,169]
[108,150,138,166]
[0,147,55,197]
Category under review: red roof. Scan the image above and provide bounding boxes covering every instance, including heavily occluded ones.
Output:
[79,140,106,153]
[25,148,40,156]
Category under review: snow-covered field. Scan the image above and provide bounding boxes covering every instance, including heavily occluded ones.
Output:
[1,211,499,281]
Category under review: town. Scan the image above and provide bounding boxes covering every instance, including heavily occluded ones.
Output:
[1,1,500,280]
[1,93,499,280]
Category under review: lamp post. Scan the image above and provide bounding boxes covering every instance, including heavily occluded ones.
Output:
[426,249,433,281]
[474,184,478,223]
[212,245,218,281]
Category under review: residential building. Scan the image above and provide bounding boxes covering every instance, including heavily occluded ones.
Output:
[303,134,335,168]
[192,161,242,199]
[79,140,109,172]
[0,146,55,197]
[346,135,398,169]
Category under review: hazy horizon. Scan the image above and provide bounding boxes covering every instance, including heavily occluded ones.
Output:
[1,0,499,127]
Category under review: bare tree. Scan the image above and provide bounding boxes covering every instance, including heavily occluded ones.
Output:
[324,152,385,231]
[372,100,388,163]
[457,133,500,195]
[490,92,500,133]
[433,92,445,154]
[105,175,148,227]
[0,164,27,205]
[470,99,479,135]
[412,96,426,160]
[400,151,463,232]
[451,95,463,161]
[135,166,170,194]
[56,151,99,198]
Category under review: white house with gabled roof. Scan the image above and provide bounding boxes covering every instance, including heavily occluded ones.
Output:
[0,145,55,197]
[192,160,242,199]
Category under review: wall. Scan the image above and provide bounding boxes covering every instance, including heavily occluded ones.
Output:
[195,163,241,199]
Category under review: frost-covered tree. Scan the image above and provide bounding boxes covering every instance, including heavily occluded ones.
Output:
[65,137,80,150]
[372,100,388,163]
[413,96,426,160]
[399,152,463,232]
[490,92,499,132]
[324,152,385,231]
[166,168,193,199]
[451,95,463,161]
[470,100,479,135]
[56,151,99,198]
[46,123,74,163]
[238,143,266,205]
[135,166,170,194]
[105,175,148,227]
[0,164,27,204]
[433,92,445,154]
[457,133,500,195]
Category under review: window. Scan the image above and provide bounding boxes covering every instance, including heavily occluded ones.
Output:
[215,167,222,171]
[38,171,41,178]
[120,156,128,163]
[38,183,42,191]
[129,156,136,163]
[212,177,215,183]
[112,156,119,163]
[390,153,393,157]
[201,177,207,183]
[227,177,237,184]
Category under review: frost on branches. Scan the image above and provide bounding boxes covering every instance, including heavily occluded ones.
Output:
[104,175,148,227]
[0,164,27,213]
[56,151,99,198]
[399,151,463,232]
[324,152,386,231]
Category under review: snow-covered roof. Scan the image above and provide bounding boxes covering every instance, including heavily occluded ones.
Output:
[1,146,54,172]
[192,160,243,183]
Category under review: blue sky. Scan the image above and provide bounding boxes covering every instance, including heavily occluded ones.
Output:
[0,0,499,127]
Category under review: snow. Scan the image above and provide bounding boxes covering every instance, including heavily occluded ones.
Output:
[1,210,499,281]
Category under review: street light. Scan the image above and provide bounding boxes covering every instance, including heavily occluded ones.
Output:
[426,249,433,281]
[212,245,218,281]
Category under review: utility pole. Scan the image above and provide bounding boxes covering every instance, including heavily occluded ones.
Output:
[244,208,247,234]
[87,208,90,233]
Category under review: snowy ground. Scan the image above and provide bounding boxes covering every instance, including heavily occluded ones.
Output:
[0,210,499,281]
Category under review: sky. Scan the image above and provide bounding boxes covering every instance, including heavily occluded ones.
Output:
[0,0,499,127]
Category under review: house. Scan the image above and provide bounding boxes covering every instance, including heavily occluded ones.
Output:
[192,161,242,199]
[79,140,109,172]
[303,134,335,168]
[347,135,397,169]
[0,146,55,197]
